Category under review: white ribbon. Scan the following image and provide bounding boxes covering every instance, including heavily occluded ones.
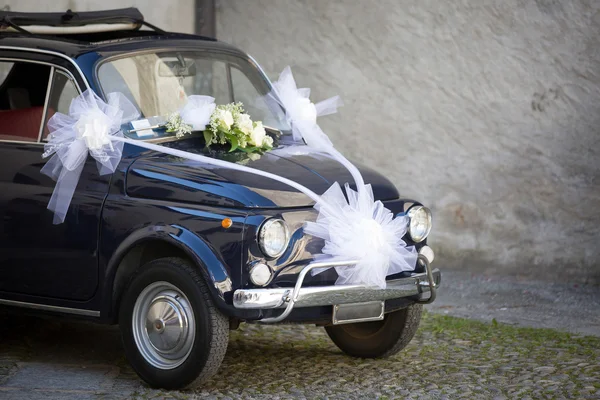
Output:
[43,69,416,288]
[269,67,417,288]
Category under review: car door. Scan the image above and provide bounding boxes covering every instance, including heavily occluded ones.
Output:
[0,51,108,302]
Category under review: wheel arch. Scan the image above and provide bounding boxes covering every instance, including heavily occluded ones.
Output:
[102,224,233,323]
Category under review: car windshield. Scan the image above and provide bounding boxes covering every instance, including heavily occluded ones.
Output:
[96,50,291,140]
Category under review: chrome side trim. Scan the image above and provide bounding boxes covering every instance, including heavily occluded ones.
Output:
[37,66,54,142]
[0,46,91,91]
[0,139,44,146]
[0,298,100,317]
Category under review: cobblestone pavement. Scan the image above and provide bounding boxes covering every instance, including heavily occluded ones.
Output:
[427,269,600,336]
[0,309,599,399]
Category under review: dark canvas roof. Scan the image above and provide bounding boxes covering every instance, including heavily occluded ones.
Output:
[0,32,237,60]
[0,8,144,28]
[0,8,236,60]
[0,8,251,63]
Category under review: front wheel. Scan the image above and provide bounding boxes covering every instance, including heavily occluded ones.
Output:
[325,304,422,358]
[119,257,229,389]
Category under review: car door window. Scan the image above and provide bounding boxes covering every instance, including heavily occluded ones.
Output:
[42,70,80,139]
[0,62,14,85]
[54,71,79,114]
[0,60,51,142]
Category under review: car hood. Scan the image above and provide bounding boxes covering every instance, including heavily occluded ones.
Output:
[126,141,399,208]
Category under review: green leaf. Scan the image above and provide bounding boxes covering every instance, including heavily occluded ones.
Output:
[203,131,213,148]
[228,136,239,152]
[224,132,240,153]
[239,146,260,153]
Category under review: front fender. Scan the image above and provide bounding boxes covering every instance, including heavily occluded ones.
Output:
[98,198,261,322]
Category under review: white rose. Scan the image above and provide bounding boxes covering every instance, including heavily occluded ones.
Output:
[75,110,112,151]
[249,121,266,146]
[295,97,317,122]
[217,109,234,131]
[263,135,273,148]
[236,113,253,134]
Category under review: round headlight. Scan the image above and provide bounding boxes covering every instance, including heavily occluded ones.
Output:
[407,206,432,243]
[258,218,290,258]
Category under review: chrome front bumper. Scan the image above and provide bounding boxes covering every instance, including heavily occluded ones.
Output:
[233,255,440,323]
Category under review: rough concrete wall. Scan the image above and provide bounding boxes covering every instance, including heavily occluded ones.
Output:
[4,0,195,34]
[217,1,600,283]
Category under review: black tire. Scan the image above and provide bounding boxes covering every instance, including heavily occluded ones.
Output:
[325,304,422,358]
[119,257,229,389]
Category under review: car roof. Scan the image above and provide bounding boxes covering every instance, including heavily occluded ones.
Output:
[0,31,245,60]
[0,8,246,60]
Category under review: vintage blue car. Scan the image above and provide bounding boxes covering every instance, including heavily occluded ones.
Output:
[0,8,440,389]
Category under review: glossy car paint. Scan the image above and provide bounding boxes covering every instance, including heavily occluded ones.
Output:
[0,33,426,323]
[126,139,400,208]
[0,141,108,301]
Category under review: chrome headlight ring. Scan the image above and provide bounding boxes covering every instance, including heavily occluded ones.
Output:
[407,206,432,243]
[257,218,290,258]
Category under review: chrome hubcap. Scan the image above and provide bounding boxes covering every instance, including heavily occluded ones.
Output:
[132,282,196,369]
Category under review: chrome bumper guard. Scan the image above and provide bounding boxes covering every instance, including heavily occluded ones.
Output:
[233,255,440,323]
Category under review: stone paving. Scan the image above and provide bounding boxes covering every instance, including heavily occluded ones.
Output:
[427,269,600,336]
[0,308,599,399]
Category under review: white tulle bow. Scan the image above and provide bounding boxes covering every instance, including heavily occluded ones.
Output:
[271,66,417,288]
[271,66,342,149]
[179,95,216,130]
[42,90,139,224]
[305,183,417,288]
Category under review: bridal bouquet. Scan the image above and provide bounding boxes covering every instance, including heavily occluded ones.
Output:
[165,100,273,154]
[206,103,273,152]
